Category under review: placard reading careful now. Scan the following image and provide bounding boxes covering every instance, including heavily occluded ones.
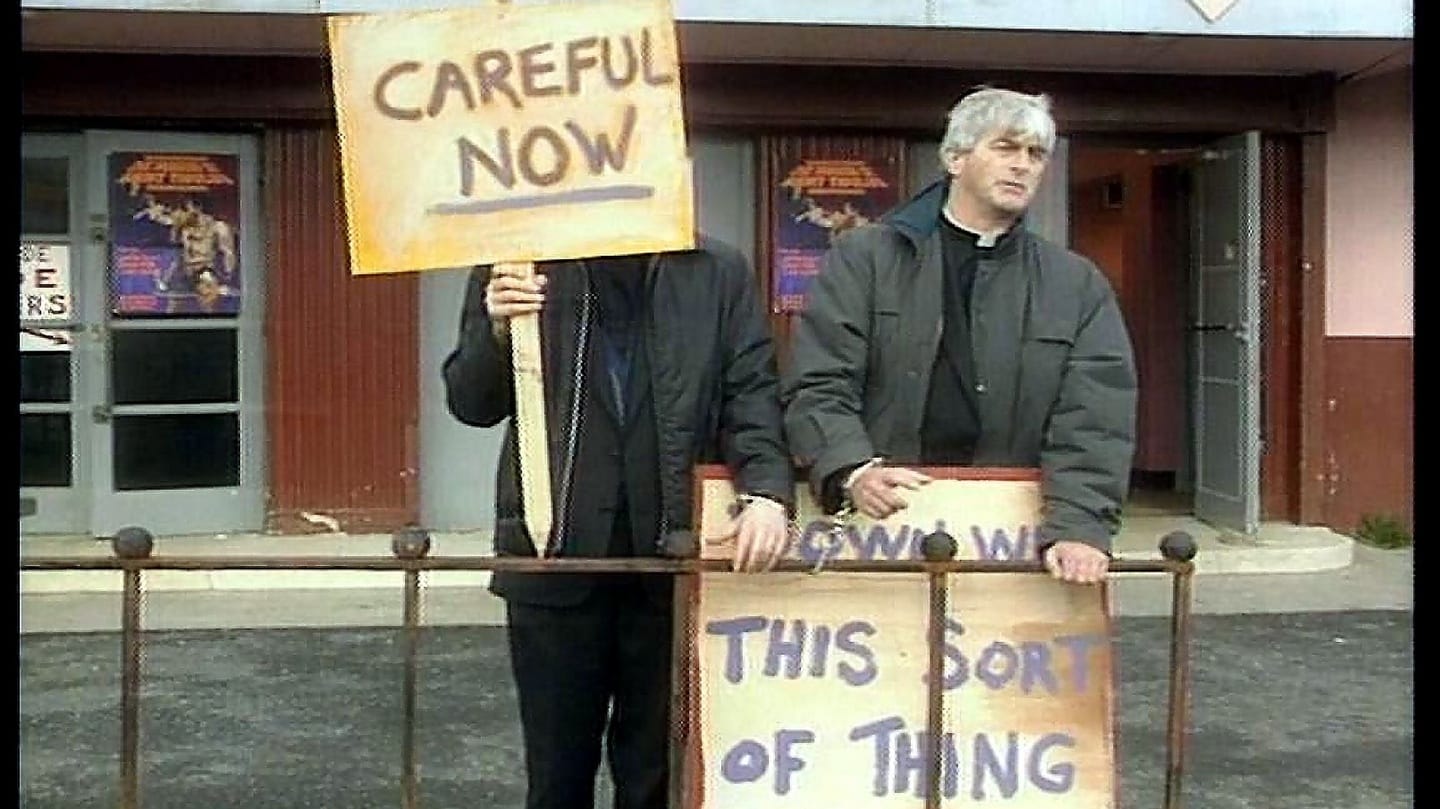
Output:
[327,0,695,275]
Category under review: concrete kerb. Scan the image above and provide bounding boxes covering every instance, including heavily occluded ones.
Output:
[1110,516,1355,575]
[18,531,498,595]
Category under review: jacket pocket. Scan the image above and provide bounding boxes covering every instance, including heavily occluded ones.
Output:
[1022,332,1074,416]
[866,309,903,393]
[1029,334,1075,348]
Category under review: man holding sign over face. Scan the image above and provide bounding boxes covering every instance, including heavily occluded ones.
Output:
[330,2,792,806]
[445,241,793,809]
[782,87,1138,585]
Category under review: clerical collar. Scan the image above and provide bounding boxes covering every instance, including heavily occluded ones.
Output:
[940,206,1006,248]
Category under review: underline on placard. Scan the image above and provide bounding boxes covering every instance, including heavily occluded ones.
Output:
[428,185,655,215]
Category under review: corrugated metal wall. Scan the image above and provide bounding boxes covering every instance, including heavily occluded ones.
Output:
[264,126,419,533]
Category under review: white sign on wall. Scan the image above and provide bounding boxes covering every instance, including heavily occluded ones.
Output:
[1187,0,1240,22]
[20,242,73,352]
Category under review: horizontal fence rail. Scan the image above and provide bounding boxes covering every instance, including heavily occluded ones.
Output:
[22,557,1194,573]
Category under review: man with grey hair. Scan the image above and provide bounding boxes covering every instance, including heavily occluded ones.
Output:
[782,86,1137,584]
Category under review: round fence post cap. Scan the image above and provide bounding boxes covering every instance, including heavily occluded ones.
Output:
[112,526,155,560]
[1159,531,1198,562]
[392,527,433,559]
[921,530,959,562]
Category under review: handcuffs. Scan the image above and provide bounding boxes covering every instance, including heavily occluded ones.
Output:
[729,493,803,563]
[728,455,882,575]
[809,457,882,574]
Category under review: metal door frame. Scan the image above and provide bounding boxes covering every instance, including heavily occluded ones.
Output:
[21,132,92,535]
[82,130,267,538]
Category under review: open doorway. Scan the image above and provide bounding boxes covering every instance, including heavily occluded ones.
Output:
[1069,143,1198,518]
[1068,134,1300,534]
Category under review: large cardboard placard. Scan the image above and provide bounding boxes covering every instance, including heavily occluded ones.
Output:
[689,467,1116,807]
[327,0,695,274]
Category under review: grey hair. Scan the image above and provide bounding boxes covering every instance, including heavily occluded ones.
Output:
[937,87,1057,166]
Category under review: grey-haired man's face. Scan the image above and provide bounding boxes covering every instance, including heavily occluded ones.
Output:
[945,129,1050,218]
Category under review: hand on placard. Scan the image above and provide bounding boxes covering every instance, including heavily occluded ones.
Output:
[846,465,933,520]
[725,498,790,573]
[1042,540,1110,584]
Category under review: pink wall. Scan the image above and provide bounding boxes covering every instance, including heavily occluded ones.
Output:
[1326,67,1413,337]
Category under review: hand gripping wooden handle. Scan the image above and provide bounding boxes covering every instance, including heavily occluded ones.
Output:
[500,261,553,556]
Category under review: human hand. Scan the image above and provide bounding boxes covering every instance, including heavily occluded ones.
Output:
[846,465,932,520]
[484,265,547,321]
[1041,540,1110,584]
[726,497,790,573]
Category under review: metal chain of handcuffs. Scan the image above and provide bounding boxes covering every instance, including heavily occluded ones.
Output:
[804,456,883,574]
[734,457,879,575]
[808,501,856,574]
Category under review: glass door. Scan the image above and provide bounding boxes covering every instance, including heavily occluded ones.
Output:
[84,131,267,538]
[21,134,89,535]
[21,130,267,539]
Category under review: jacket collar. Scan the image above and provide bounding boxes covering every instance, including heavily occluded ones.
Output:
[883,176,1028,257]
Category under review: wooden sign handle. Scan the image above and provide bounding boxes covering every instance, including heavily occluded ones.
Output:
[501,261,553,557]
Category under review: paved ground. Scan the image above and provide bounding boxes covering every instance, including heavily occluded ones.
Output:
[19,610,1412,809]
[18,545,1413,809]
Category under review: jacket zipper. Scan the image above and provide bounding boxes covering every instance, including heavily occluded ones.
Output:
[643,253,670,545]
[549,263,593,556]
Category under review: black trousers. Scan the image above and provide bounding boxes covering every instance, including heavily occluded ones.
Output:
[506,579,674,809]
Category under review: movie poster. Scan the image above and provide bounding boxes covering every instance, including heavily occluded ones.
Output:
[109,152,241,316]
[769,139,904,314]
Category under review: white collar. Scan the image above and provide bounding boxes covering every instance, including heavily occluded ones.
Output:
[941,206,1005,248]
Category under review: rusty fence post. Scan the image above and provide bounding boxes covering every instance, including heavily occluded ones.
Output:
[393,528,432,809]
[920,530,958,808]
[112,527,155,809]
[1159,531,1198,809]
[661,529,700,809]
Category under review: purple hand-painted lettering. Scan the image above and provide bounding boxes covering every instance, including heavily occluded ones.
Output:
[1020,640,1061,695]
[834,620,878,686]
[1053,633,1106,692]
[706,616,767,684]
[1029,733,1077,793]
[773,730,814,795]
[972,731,1021,800]
[764,619,807,679]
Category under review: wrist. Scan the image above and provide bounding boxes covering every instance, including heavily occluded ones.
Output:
[736,493,788,520]
[842,457,884,493]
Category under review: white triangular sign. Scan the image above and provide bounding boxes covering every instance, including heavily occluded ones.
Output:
[1188,0,1240,22]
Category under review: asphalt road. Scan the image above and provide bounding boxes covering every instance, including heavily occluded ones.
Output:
[20,608,1411,809]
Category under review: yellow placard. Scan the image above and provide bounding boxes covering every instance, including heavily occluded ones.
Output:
[327,0,695,274]
[690,469,1116,807]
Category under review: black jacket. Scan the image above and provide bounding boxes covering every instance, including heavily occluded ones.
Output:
[782,179,1137,552]
[443,236,794,604]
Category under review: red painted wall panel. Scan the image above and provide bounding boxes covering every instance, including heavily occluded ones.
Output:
[264,126,419,532]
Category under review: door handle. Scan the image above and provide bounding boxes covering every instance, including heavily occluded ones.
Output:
[1189,323,1252,343]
